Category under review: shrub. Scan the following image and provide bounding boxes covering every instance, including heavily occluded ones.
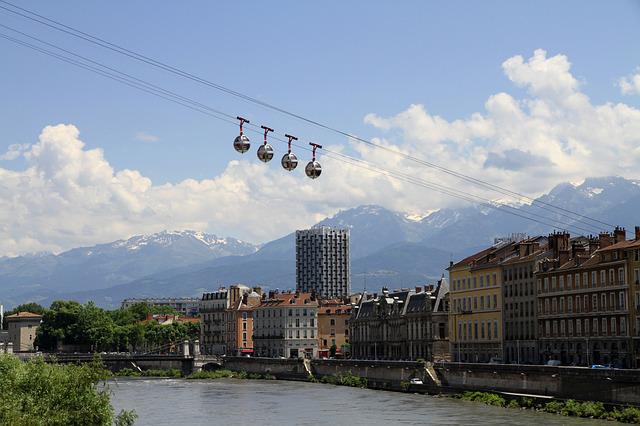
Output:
[0,354,136,426]
[460,391,506,407]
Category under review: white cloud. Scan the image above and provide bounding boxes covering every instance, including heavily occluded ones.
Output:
[2,49,640,256]
[134,131,160,143]
[0,143,30,161]
[618,68,640,95]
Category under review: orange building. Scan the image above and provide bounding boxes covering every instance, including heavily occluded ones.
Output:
[225,288,262,356]
[318,301,351,358]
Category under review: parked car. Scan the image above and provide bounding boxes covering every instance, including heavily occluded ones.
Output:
[546,360,561,366]
[590,364,611,369]
[489,357,503,364]
[409,378,423,385]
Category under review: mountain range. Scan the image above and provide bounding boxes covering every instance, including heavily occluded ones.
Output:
[2,176,639,309]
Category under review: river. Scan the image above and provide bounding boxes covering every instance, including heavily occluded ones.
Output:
[109,378,611,425]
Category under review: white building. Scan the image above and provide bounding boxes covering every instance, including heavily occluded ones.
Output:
[296,227,350,299]
[121,297,200,316]
[253,291,319,359]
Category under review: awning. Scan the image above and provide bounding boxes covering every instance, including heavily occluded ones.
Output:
[241,349,254,353]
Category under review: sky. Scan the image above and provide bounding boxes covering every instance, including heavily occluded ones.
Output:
[1,0,640,255]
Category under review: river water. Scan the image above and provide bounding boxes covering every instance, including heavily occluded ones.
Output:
[109,378,611,425]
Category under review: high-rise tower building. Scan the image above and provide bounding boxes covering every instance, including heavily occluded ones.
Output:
[296,227,350,299]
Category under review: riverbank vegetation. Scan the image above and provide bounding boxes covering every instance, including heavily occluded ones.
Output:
[0,354,136,426]
[457,391,640,423]
[312,372,368,388]
[185,369,275,380]
[114,368,182,378]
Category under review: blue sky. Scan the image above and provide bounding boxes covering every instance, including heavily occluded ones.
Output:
[1,1,640,254]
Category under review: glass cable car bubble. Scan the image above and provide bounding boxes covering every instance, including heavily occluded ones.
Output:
[305,142,322,179]
[257,125,275,163]
[281,134,299,171]
[233,116,250,153]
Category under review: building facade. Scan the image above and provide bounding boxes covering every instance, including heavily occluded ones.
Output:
[6,311,42,352]
[502,237,548,364]
[350,280,449,361]
[317,301,351,358]
[121,297,200,316]
[449,244,512,363]
[536,229,632,367]
[253,291,319,359]
[200,285,252,355]
[224,288,262,356]
[296,227,350,299]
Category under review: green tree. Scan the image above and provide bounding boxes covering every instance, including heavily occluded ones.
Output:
[0,354,136,425]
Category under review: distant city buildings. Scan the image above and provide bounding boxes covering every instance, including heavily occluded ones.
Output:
[121,297,200,316]
[296,227,350,299]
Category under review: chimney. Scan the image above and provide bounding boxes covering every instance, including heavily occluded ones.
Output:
[614,226,626,243]
[558,248,570,266]
[599,232,612,249]
[549,231,570,258]
[571,242,586,259]
[253,286,263,296]
[268,290,275,299]
[635,226,640,241]
[588,237,599,254]
[449,260,454,268]
[415,286,422,293]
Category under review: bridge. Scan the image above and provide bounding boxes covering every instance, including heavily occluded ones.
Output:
[28,340,222,375]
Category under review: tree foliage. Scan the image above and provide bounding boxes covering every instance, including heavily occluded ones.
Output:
[36,300,199,353]
[0,354,136,426]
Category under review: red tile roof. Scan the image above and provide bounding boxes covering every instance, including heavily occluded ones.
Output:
[6,311,42,319]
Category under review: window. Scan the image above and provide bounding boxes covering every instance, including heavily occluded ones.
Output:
[575,273,581,288]
[567,274,572,289]
[545,299,550,313]
[330,319,335,326]
[601,270,606,286]
[474,297,478,309]
[592,271,597,288]
[559,276,564,290]
[310,318,315,327]
[480,296,484,310]
[552,321,558,336]
[242,322,247,330]
[552,298,557,313]
[568,297,573,313]
[288,309,292,317]
[303,309,308,316]
[593,318,598,335]
[611,318,617,335]
[493,294,497,308]
[560,320,565,336]
[559,297,565,313]
[481,322,485,339]
[552,276,557,290]
[585,319,590,336]
[480,276,484,287]
[545,321,550,337]
[618,268,625,285]
[474,321,478,339]
[494,320,498,338]
[609,269,615,285]
[576,319,582,336]
[635,269,640,284]
[602,318,607,335]
[619,292,626,310]
[242,332,247,341]
[583,272,588,288]
[544,278,549,291]
[568,320,573,336]
[242,312,248,320]
[592,294,597,311]
[621,317,627,335]
[601,293,607,311]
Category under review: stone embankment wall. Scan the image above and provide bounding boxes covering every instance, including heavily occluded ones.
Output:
[437,362,640,406]
[223,357,640,405]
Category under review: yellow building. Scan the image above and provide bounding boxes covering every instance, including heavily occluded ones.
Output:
[317,302,351,358]
[6,311,42,352]
[449,243,515,363]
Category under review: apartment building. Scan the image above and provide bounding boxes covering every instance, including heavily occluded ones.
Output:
[449,243,513,363]
[296,227,350,299]
[501,237,548,364]
[537,228,632,367]
[200,284,252,355]
[317,301,351,358]
[253,291,319,359]
[224,287,262,356]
